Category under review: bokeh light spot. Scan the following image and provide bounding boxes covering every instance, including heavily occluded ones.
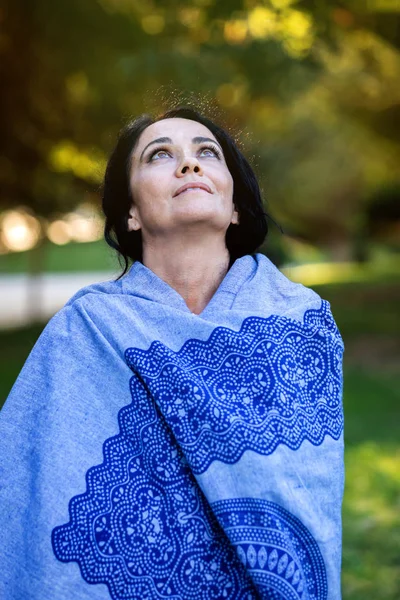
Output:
[141,15,165,35]
[0,210,41,252]
[248,7,277,39]
[224,19,248,44]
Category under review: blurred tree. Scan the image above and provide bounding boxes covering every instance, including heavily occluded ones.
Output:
[366,184,400,245]
[0,0,399,264]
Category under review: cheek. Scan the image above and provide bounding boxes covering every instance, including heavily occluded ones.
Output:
[129,172,172,227]
[130,172,165,207]
[216,168,234,199]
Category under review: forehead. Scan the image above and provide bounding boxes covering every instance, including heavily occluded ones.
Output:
[136,117,217,149]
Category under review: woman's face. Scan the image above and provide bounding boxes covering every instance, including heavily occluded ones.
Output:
[127,118,238,239]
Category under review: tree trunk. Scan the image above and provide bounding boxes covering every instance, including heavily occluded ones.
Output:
[26,236,47,324]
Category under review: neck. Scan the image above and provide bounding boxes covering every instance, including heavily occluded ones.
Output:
[142,234,231,315]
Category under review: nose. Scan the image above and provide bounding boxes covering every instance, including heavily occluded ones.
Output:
[176,155,203,177]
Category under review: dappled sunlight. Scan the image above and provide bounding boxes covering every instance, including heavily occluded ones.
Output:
[49,142,106,184]
[316,29,400,111]
[141,14,165,35]
[247,7,277,39]
[367,0,400,13]
[223,19,248,44]
[178,7,205,29]
[280,9,314,56]
[269,0,298,8]
[282,237,326,264]
[283,262,367,286]
[223,3,315,56]
[282,257,400,286]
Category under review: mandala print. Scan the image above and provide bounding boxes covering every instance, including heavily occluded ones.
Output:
[212,498,328,600]
[125,300,344,474]
[52,303,337,599]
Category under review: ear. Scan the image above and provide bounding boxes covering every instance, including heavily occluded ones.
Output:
[127,205,141,232]
[231,207,239,225]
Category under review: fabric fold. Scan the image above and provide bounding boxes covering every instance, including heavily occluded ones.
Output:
[0,253,344,600]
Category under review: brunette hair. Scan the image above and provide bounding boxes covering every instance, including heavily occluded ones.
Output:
[102,106,273,276]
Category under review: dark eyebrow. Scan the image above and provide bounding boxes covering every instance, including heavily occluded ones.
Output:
[192,136,222,151]
[139,136,223,161]
[140,137,172,161]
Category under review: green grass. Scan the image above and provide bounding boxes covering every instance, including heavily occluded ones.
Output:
[342,367,400,447]
[0,276,399,599]
[0,323,46,405]
[313,281,400,336]
[343,439,400,600]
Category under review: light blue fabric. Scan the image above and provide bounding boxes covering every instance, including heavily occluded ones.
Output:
[0,253,345,599]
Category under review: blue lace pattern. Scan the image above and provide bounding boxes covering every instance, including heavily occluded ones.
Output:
[52,377,257,599]
[52,303,337,598]
[125,300,344,474]
[52,378,327,600]
[212,498,328,600]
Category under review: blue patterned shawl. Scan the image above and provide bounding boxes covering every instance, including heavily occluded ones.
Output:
[0,253,344,600]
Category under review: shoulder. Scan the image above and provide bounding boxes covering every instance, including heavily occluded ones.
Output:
[252,254,344,348]
[24,276,126,355]
[253,253,322,310]
[64,276,125,308]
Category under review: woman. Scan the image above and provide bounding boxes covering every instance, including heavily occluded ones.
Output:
[0,106,344,599]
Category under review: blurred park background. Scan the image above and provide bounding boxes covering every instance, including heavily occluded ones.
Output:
[0,0,399,597]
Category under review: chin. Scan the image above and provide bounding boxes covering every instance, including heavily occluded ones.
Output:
[175,208,229,223]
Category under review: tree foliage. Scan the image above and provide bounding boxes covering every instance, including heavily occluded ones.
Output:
[1,0,399,257]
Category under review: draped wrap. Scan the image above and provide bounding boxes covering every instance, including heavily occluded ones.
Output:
[0,254,344,600]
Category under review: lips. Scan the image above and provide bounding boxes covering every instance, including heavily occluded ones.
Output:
[173,182,212,197]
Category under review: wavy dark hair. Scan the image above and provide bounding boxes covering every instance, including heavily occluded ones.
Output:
[102,106,274,277]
